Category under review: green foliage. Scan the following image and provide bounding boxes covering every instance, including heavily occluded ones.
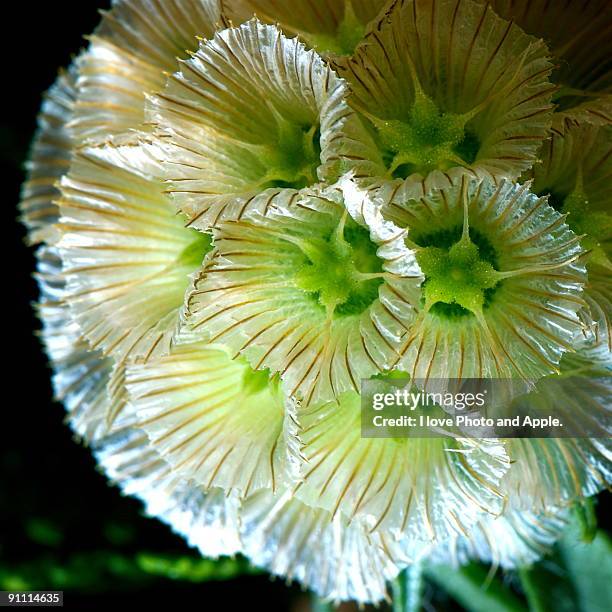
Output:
[0,551,258,593]
[424,506,612,612]
[135,554,259,582]
[426,564,524,612]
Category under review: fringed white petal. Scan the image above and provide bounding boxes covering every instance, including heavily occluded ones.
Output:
[240,488,403,603]
[292,390,509,538]
[36,246,119,442]
[147,21,370,229]
[58,140,211,363]
[70,0,224,142]
[20,67,76,245]
[432,507,569,569]
[122,341,287,496]
[502,353,612,511]
[529,117,612,358]
[95,426,242,558]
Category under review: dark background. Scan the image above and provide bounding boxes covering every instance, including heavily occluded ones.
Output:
[2,3,609,611]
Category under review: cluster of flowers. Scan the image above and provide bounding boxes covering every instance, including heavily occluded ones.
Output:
[20,0,611,603]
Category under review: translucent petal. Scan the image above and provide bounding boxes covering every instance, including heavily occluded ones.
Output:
[223,0,388,56]
[501,353,612,511]
[185,181,421,406]
[122,341,287,496]
[147,21,370,229]
[37,257,242,557]
[384,177,586,380]
[70,0,224,142]
[487,0,612,122]
[95,426,242,558]
[58,140,211,363]
[529,117,612,358]
[36,246,119,442]
[432,507,569,569]
[292,389,509,538]
[240,488,402,603]
[335,0,554,192]
[20,67,76,245]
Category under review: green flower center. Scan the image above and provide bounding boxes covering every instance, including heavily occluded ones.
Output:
[415,227,500,318]
[294,216,383,317]
[373,88,481,179]
[259,118,321,190]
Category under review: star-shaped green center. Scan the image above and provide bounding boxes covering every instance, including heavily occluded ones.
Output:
[417,236,500,316]
[294,215,384,317]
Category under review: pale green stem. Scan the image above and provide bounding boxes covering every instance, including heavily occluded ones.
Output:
[393,561,425,612]
[518,567,547,612]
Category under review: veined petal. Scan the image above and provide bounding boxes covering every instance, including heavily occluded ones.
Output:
[20,67,76,245]
[70,0,224,142]
[95,426,242,558]
[335,0,554,192]
[185,181,421,406]
[432,507,569,569]
[529,117,612,358]
[223,0,388,57]
[502,353,612,511]
[530,118,611,254]
[36,246,121,442]
[487,0,612,123]
[292,390,509,538]
[122,341,287,496]
[57,140,212,363]
[240,488,403,603]
[37,245,242,557]
[147,21,371,229]
[384,177,586,381]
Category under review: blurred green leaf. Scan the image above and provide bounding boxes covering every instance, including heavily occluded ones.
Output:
[25,518,63,547]
[560,523,612,612]
[517,511,611,612]
[0,551,258,592]
[135,553,259,582]
[426,563,524,612]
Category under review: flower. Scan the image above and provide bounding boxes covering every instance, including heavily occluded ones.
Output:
[380,176,586,380]
[184,179,421,406]
[333,0,555,194]
[20,0,612,604]
[71,0,225,142]
[146,20,371,228]
[19,68,76,245]
[290,388,509,539]
[57,141,212,363]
